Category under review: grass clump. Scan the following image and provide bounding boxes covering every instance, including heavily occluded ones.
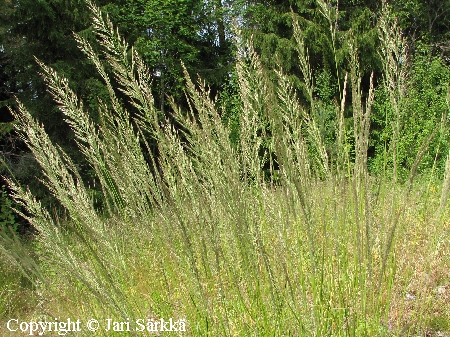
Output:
[1,1,450,336]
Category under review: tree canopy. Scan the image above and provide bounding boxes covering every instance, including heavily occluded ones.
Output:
[1,0,450,221]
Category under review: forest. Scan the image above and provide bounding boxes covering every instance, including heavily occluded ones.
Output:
[1,0,450,336]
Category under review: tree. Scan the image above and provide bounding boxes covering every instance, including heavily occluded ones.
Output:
[0,0,117,141]
[106,0,234,113]
[0,0,121,212]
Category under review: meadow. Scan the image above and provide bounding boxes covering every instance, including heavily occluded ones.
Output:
[1,1,450,336]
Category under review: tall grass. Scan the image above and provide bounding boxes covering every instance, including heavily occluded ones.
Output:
[1,1,449,336]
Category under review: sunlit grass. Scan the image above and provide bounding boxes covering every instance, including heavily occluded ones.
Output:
[1,1,450,336]
[2,180,449,336]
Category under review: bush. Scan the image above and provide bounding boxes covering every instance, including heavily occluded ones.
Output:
[369,47,450,179]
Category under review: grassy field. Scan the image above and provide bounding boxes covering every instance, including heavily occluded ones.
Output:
[1,179,449,336]
[1,1,450,336]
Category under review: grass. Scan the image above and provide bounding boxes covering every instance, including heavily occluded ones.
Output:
[1,180,449,336]
[1,1,450,336]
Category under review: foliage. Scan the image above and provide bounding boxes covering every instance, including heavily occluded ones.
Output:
[1,1,450,336]
[0,0,235,214]
[0,0,119,216]
[106,0,234,111]
[0,186,17,234]
[370,48,450,178]
[0,0,106,125]
[217,69,242,148]
[391,0,450,49]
